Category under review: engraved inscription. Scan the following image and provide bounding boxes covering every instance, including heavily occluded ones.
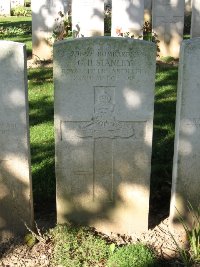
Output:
[184,118,200,128]
[60,86,147,201]
[0,122,17,135]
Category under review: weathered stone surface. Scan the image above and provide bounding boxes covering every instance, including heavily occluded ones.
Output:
[111,0,144,37]
[54,37,156,235]
[170,38,200,230]
[190,0,200,38]
[11,0,24,8]
[0,41,34,242]
[32,0,67,60]
[144,0,152,22]
[152,0,184,58]
[185,0,192,14]
[72,0,104,37]
[0,0,10,16]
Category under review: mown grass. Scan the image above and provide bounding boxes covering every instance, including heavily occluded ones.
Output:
[28,67,55,205]
[0,16,32,56]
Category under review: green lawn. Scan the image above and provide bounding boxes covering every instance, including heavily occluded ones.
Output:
[28,67,55,204]
[0,16,32,56]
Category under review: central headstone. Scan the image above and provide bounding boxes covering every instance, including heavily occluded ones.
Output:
[152,0,184,58]
[111,0,144,37]
[72,0,104,37]
[54,37,156,235]
[0,41,33,242]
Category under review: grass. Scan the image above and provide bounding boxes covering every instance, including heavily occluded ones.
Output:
[49,224,159,267]
[28,67,55,204]
[0,16,32,56]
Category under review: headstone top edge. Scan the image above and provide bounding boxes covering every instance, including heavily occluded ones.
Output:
[0,40,26,48]
[53,37,156,48]
[182,37,200,47]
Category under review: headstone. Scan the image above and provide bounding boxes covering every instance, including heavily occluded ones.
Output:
[0,0,10,16]
[190,0,200,38]
[32,0,66,60]
[144,0,152,22]
[54,37,156,235]
[72,0,104,37]
[185,0,192,15]
[11,0,25,8]
[0,41,34,242]
[111,0,144,37]
[169,38,200,230]
[152,0,184,58]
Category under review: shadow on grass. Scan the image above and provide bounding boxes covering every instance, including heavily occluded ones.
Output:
[28,67,55,216]
[0,18,31,28]
[149,64,178,228]
[29,95,53,126]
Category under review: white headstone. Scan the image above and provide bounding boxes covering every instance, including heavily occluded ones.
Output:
[152,0,184,58]
[72,0,104,37]
[0,0,10,16]
[185,0,192,14]
[111,0,144,37]
[54,37,156,235]
[170,38,200,230]
[32,0,66,60]
[11,0,25,8]
[0,41,34,242]
[191,0,200,38]
[144,0,152,22]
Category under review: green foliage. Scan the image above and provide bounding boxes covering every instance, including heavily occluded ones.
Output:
[52,11,72,42]
[0,17,32,56]
[104,4,111,34]
[0,24,31,36]
[107,243,158,267]
[173,204,200,266]
[143,21,160,56]
[49,224,111,267]
[11,6,28,16]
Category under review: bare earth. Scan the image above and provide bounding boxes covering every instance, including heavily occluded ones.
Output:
[0,217,187,267]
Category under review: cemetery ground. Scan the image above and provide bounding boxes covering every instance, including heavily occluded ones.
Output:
[0,16,199,267]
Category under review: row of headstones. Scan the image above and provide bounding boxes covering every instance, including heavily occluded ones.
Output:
[0,37,200,242]
[32,0,200,61]
[0,0,25,15]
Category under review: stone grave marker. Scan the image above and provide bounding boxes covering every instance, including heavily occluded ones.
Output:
[185,0,192,15]
[111,0,144,37]
[169,38,200,230]
[32,0,66,60]
[54,37,156,235]
[11,0,24,9]
[152,0,184,58]
[191,0,200,38]
[0,0,10,16]
[72,0,104,37]
[144,0,152,23]
[0,41,34,242]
